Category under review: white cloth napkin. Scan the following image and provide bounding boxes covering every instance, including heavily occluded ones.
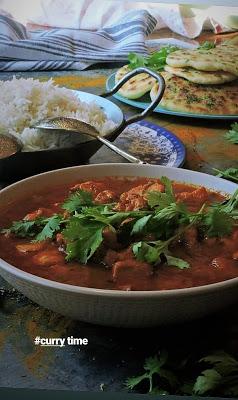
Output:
[0,10,160,71]
[0,9,197,72]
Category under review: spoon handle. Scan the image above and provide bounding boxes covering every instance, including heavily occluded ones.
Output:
[97,136,147,164]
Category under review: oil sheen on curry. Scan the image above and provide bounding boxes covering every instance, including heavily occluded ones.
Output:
[0,176,238,291]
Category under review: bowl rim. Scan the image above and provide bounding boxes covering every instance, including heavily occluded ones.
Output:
[0,162,238,299]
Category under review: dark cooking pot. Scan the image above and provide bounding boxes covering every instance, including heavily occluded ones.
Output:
[0,67,165,182]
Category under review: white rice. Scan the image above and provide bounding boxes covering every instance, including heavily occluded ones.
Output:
[0,77,116,151]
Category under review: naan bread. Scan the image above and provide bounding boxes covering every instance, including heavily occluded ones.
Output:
[115,65,156,99]
[164,65,236,85]
[166,44,238,76]
[150,72,238,115]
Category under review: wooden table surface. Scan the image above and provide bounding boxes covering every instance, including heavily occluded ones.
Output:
[0,31,238,394]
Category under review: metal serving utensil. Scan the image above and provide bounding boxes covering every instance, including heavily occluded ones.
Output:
[32,116,147,164]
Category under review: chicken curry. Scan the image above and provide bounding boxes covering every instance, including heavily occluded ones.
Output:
[0,176,238,291]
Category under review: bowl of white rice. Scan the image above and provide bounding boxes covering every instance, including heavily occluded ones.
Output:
[0,69,165,180]
[0,76,123,180]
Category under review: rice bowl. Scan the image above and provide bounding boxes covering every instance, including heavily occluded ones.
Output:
[0,77,116,151]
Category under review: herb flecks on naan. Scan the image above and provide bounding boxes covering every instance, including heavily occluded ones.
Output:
[164,65,237,85]
[150,73,238,115]
[115,65,156,99]
[166,44,238,76]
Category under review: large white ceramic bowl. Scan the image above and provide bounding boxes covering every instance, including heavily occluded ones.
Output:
[0,164,238,328]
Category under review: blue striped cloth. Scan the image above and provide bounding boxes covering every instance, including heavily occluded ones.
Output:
[0,10,157,71]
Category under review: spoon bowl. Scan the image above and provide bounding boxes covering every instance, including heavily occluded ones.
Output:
[33,116,147,164]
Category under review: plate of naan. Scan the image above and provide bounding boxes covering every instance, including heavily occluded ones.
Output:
[106,43,238,119]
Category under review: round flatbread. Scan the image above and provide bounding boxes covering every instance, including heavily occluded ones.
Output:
[150,72,238,115]
[166,44,238,76]
[115,65,156,100]
[164,65,237,85]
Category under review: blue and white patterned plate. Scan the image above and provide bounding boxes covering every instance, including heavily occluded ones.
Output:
[74,91,185,167]
[113,120,185,167]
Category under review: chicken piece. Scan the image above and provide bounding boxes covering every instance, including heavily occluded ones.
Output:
[211,257,230,270]
[24,207,53,221]
[176,187,208,209]
[70,181,106,198]
[16,242,47,253]
[116,181,165,211]
[145,182,164,194]
[33,250,64,266]
[103,227,121,250]
[95,190,116,204]
[104,247,134,268]
[112,259,152,290]
[232,251,238,260]
[56,233,67,246]
[48,264,71,278]
[183,227,199,248]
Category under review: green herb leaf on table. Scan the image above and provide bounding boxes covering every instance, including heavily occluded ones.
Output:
[126,351,178,394]
[224,122,238,144]
[193,369,222,395]
[214,167,238,183]
[125,350,238,397]
[200,351,238,376]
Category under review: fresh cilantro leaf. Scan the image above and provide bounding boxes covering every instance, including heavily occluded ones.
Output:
[161,176,175,201]
[147,46,179,70]
[132,241,161,264]
[125,350,238,397]
[144,352,168,372]
[166,255,190,269]
[125,374,148,391]
[201,351,238,376]
[80,207,111,225]
[224,122,238,144]
[127,46,179,71]
[34,215,63,242]
[108,210,150,225]
[200,189,238,237]
[127,52,147,70]
[193,369,222,395]
[62,189,94,213]
[63,217,106,263]
[202,208,235,237]
[222,188,238,214]
[1,220,37,238]
[147,176,175,209]
[214,167,238,183]
[126,352,177,394]
[198,41,216,50]
[131,215,152,236]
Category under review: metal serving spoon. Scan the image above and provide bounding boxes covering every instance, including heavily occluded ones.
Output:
[32,116,147,164]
